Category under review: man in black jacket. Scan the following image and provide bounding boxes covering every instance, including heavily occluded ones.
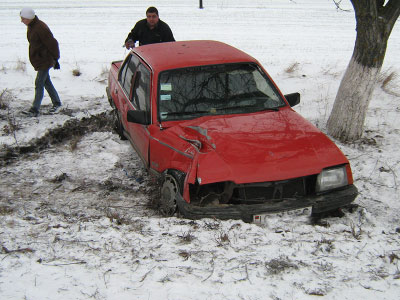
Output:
[125,7,175,49]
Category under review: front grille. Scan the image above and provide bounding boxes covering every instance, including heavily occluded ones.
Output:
[231,176,315,205]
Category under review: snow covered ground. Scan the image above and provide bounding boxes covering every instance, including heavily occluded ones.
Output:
[1,0,400,299]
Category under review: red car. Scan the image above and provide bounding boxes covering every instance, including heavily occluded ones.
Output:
[106,40,357,222]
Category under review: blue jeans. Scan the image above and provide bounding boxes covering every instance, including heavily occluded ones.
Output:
[31,68,61,113]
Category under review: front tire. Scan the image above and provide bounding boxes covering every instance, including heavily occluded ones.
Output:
[159,170,184,217]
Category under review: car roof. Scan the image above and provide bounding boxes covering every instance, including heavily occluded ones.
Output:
[132,40,258,71]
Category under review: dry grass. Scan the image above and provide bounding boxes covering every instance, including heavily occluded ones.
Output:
[322,65,342,78]
[265,256,299,275]
[349,220,362,240]
[72,66,82,77]
[100,65,108,77]
[177,231,195,243]
[215,231,230,246]
[0,206,14,215]
[285,62,300,74]
[49,173,68,183]
[179,250,191,260]
[203,220,220,230]
[92,65,109,83]
[0,89,10,110]
[378,68,397,87]
[1,90,22,139]
[2,111,22,136]
[378,68,400,96]
[105,209,127,225]
[69,136,81,151]
[381,71,397,88]
[314,238,335,254]
[14,58,26,72]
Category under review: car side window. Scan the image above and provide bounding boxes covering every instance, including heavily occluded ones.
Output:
[118,54,139,100]
[132,64,151,113]
[118,55,130,89]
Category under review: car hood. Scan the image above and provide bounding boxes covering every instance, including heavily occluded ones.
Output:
[163,108,349,184]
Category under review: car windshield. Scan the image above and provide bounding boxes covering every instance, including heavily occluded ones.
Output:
[158,63,286,121]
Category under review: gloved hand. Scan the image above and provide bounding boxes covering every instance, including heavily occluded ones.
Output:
[54,61,60,70]
[125,40,135,49]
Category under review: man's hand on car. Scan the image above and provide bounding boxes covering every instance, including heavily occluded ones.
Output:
[125,40,135,49]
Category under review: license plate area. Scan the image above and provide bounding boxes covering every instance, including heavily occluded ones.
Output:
[253,207,311,224]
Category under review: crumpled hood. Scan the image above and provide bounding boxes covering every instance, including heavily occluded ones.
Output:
[164,109,349,184]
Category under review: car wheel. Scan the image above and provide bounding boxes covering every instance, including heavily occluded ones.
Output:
[159,170,184,216]
[112,109,126,140]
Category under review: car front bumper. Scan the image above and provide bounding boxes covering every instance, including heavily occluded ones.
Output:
[176,184,358,222]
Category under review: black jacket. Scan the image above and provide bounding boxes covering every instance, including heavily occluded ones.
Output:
[125,19,175,46]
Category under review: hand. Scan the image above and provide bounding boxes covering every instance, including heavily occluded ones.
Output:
[125,40,135,49]
[54,61,60,70]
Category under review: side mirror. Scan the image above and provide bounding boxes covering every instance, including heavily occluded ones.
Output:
[284,92,300,107]
[127,110,150,125]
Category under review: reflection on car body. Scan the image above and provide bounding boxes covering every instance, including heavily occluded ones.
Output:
[107,40,358,222]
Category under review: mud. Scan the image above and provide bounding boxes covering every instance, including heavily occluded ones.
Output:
[0,110,160,223]
[0,112,113,166]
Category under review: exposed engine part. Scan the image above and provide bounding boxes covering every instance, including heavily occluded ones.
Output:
[189,176,315,207]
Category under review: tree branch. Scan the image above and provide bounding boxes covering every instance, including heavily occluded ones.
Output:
[332,0,351,12]
[382,0,400,30]
[350,0,378,18]
[376,0,384,9]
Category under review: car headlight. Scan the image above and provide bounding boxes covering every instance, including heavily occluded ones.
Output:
[316,165,348,193]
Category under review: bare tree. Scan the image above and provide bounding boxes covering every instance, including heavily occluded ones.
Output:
[327,0,400,142]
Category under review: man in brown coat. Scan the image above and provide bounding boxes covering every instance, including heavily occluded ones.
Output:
[20,7,61,117]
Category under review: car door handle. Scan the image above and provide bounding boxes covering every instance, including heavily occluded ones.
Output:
[114,89,118,94]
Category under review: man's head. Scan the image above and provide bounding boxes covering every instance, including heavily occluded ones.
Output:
[20,7,35,25]
[146,6,159,29]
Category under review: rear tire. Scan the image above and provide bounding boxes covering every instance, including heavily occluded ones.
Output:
[112,109,126,140]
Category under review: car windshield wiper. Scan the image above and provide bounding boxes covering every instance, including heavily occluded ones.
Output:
[160,110,210,117]
[161,110,210,116]
[215,104,280,112]
[214,104,257,111]
[259,107,280,111]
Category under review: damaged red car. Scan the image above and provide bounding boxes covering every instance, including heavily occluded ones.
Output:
[106,40,358,222]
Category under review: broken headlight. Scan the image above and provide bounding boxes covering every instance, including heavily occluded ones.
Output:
[316,165,348,193]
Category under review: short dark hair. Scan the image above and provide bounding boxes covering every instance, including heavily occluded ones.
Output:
[146,7,158,15]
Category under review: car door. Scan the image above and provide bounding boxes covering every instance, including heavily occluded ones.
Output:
[117,54,139,129]
[126,63,151,165]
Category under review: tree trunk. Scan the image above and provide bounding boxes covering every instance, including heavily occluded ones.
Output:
[327,0,400,142]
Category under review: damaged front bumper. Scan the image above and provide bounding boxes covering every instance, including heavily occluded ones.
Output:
[176,184,358,223]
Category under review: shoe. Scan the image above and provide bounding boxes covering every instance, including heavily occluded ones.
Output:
[21,109,39,117]
[49,105,61,114]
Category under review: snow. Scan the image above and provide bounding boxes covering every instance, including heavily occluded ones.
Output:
[1,0,400,299]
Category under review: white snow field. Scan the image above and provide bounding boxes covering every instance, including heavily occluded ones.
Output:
[1,1,400,299]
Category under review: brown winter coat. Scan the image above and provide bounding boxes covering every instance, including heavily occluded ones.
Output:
[27,16,59,71]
